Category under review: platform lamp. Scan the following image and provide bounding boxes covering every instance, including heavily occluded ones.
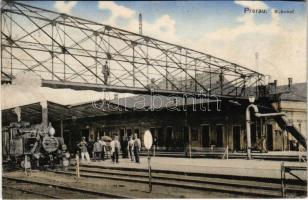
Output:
[248,95,255,104]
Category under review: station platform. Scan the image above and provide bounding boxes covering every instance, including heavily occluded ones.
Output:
[139,150,307,161]
[79,156,307,180]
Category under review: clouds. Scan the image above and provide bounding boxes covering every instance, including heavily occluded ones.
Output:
[98,1,135,19]
[54,1,77,14]
[97,1,179,43]
[191,1,306,84]
[50,1,305,84]
[97,1,306,84]
[127,14,178,42]
[234,1,269,9]
[98,1,135,25]
[203,9,281,41]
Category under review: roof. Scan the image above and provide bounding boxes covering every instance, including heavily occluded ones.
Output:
[109,94,221,110]
[1,83,110,110]
[277,82,307,102]
[2,82,305,126]
[2,100,131,126]
[2,101,71,125]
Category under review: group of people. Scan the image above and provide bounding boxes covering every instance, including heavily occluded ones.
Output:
[77,133,141,164]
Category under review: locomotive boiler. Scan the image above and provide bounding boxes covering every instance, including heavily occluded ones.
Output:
[2,121,70,169]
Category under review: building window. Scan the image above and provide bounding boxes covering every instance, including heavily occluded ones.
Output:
[216,125,223,147]
[134,128,140,137]
[126,129,132,137]
[150,128,156,137]
[157,127,164,147]
[201,125,210,147]
[166,127,173,148]
[120,128,125,140]
[191,128,198,141]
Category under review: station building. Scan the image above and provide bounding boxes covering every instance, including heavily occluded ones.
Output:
[63,82,306,153]
[2,82,306,154]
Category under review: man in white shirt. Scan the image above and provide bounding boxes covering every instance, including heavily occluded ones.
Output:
[99,136,106,161]
[110,135,121,163]
[127,136,134,161]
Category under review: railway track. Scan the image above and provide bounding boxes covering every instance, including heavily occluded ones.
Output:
[3,184,63,199]
[52,164,307,198]
[3,176,130,199]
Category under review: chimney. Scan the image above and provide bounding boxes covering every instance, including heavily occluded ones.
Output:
[139,13,142,35]
[274,80,277,86]
[288,77,293,89]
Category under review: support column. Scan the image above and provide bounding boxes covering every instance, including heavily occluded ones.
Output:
[132,44,135,87]
[184,96,191,158]
[60,120,63,138]
[189,126,192,158]
[51,21,54,80]
[13,106,21,122]
[165,52,168,90]
[40,101,48,130]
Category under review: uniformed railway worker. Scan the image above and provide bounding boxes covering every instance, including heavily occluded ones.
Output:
[93,137,102,161]
[133,133,141,163]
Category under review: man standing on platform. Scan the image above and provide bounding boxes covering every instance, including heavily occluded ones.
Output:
[99,136,106,161]
[128,136,134,161]
[133,133,141,163]
[77,137,90,162]
[110,135,121,163]
[93,137,102,161]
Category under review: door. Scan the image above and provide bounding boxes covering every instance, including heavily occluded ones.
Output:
[126,129,132,137]
[233,126,241,151]
[216,125,223,147]
[166,127,173,150]
[81,129,89,141]
[251,124,257,145]
[202,125,210,147]
[157,127,164,148]
[183,127,189,145]
[134,128,140,138]
[267,124,273,151]
[120,128,125,143]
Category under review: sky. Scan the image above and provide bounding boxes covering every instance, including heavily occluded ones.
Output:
[27,0,307,85]
[1,1,307,107]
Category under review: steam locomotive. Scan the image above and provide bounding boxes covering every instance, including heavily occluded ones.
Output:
[2,121,70,169]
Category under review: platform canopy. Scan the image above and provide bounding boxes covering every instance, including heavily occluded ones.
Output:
[1,100,131,126]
